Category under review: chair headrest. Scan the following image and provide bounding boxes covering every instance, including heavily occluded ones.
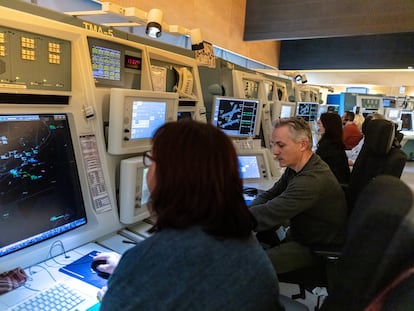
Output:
[364,119,395,156]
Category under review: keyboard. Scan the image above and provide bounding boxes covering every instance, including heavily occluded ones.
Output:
[9,282,95,311]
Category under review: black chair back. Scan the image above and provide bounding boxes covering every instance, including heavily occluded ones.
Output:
[321,175,414,311]
[347,119,407,211]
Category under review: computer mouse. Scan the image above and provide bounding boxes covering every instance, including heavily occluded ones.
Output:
[243,187,258,196]
[91,259,110,279]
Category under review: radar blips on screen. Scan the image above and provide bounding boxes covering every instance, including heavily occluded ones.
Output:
[0,113,87,257]
[211,96,263,138]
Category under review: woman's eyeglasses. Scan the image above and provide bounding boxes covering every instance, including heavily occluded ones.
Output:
[143,151,154,167]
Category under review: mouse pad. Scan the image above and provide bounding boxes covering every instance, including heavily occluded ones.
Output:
[59,250,107,289]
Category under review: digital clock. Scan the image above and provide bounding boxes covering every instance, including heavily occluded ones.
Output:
[124,55,141,70]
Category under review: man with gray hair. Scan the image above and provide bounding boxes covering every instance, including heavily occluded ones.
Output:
[250,117,347,274]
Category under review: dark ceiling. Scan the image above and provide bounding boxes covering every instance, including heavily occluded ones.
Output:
[244,0,414,70]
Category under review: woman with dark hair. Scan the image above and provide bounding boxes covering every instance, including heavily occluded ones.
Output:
[98,120,284,311]
[316,112,350,184]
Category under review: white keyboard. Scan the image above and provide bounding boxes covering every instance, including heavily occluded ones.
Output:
[9,282,95,311]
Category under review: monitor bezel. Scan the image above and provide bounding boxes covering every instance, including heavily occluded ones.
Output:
[87,37,142,89]
[211,95,263,138]
[107,88,179,155]
[295,102,320,122]
[385,107,402,120]
[0,113,88,257]
[277,101,297,119]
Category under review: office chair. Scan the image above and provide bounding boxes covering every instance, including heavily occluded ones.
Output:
[321,175,414,311]
[278,120,407,310]
[346,118,407,212]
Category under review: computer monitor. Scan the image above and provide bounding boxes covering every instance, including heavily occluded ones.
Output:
[119,156,150,225]
[279,102,296,118]
[327,105,340,113]
[239,155,262,179]
[107,88,179,155]
[211,96,263,138]
[0,113,87,257]
[237,146,281,181]
[87,37,143,89]
[385,108,402,121]
[238,152,271,182]
[400,112,413,131]
[296,102,319,121]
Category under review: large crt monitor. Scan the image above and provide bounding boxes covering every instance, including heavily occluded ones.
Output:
[0,113,87,257]
[108,88,179,155]
[211,96,263,138]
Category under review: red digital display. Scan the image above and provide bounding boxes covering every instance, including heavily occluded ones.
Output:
[124,55,141,70]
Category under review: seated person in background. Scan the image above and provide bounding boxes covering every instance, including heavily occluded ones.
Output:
[316,112,350,184]
[347,112,385,166]
[342,111,363,150]
[353,112,365,131]
[97,120,284,311]
[250,117,348,274]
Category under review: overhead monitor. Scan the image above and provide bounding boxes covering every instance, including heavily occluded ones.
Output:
[211,96,263,138]
[400,112,413,131]
[0,113,87,257]
[383,98,396,108]
[346,87,368,94]
[107,88,179,155]
[357,95,383,112]
[87,37,142,89]
[296,102,319,121]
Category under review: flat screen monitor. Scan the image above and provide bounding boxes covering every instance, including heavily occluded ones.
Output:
[361,98,381,110]
[0,113,87,257]
[327,105,340,113]
[91,44,121,81]
[383,98,393,108]
[211,96,263,138]
[107,88,179,155]
[237,150,271,182]
[385,108,402,120]
[280,102,296,118]
[88,37,142,88]
[296,102,319,121]
[239,155,261,179]
[401,112,413,131]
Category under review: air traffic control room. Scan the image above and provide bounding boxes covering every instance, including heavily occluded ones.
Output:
[0,1,414,310]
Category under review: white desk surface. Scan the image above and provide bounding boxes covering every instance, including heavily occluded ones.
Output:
[0,235,139,310]
[401,130,414,139]
[244,178,277,191]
